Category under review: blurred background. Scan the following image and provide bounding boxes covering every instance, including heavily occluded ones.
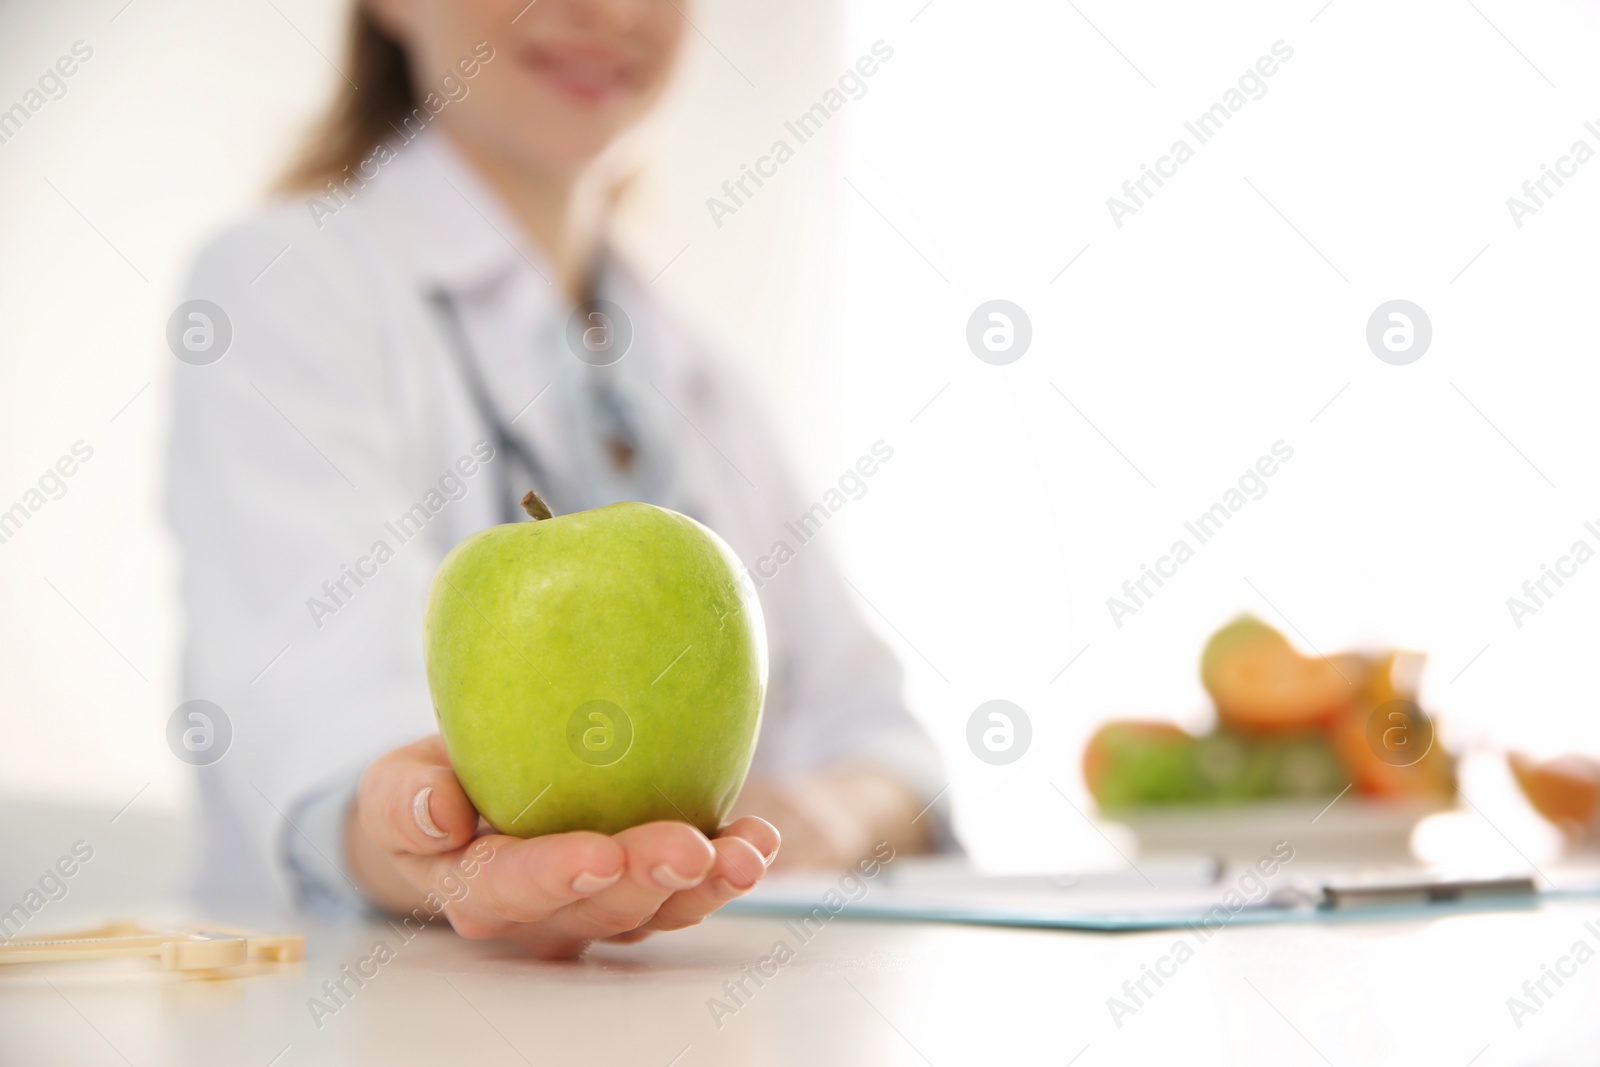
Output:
[4,0,1600,904]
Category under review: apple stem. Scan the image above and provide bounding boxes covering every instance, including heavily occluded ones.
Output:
[520,490,554,521]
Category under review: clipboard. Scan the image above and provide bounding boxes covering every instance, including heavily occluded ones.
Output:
[723,861,1575,932]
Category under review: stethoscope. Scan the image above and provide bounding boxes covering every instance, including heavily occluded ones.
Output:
[428,285,692,527]
[428,288,561,525]
[425,281,675,527]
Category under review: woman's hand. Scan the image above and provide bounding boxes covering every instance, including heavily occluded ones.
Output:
[730,769,933,870]
[345,736,778,959]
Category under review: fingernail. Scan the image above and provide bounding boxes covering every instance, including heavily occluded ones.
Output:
[711,877,745,899]
[412,787,449,839]
[761,845,779,867]
[651,864,702,891]
[571,870,623,894]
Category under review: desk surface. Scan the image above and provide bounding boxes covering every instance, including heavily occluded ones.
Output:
[4,900,1600,1067]
[4,803,1599,1066]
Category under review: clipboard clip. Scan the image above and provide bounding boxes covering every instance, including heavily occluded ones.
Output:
[1317,874,1538,910]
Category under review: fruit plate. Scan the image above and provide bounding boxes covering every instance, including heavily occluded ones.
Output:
[1103,797,1455,864]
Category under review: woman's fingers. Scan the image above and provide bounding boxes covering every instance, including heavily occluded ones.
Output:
[356,740,776,957]
[358,736,479,855]
[729,784,841,868]
[717,815,780,873]
[532,821,717,947]
[466,820,775,940]
[632,832,768,934]
[398,830,627,929]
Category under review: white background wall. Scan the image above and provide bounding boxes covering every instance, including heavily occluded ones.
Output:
[827,0,1600,869]
[4,0,1600,873]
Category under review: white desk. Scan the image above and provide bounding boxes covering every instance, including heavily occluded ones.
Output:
[4,901,1600,1065]
[5,804,1600,1066]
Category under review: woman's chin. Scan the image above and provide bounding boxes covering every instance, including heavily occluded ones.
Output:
[515,118,632,175]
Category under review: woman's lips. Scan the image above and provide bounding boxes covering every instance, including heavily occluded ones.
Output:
[517,41,638,104]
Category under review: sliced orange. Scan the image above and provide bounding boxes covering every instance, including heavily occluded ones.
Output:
[1200,616,1362,734]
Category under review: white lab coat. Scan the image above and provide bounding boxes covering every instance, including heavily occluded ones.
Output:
[167,128,948,915]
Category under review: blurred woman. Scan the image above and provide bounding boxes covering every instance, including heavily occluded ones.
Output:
[167,0,946,958]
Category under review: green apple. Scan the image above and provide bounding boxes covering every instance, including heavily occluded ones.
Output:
[424,493,767,838]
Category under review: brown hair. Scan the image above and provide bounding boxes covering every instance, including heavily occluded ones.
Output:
[275,6,416,194]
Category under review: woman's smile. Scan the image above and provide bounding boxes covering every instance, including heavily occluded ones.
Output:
[517,37,643,105]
